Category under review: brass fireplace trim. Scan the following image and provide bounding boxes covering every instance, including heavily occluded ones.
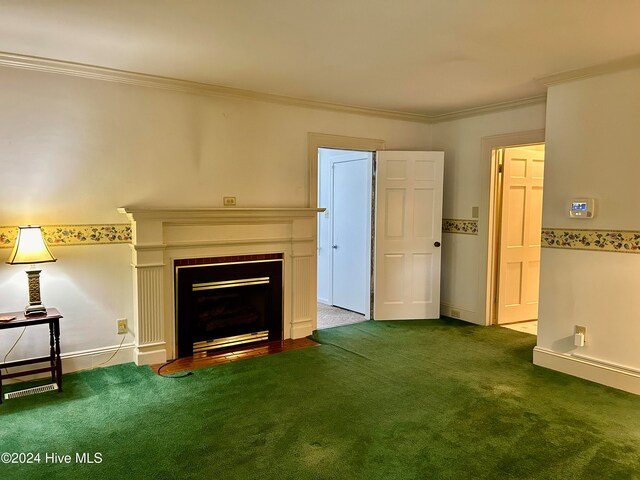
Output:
[176,258,284,271]
[193,330,269,354]
[192,276,270,291]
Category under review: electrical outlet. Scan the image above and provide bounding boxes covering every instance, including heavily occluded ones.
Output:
[117,319,128,335]
[451,309,461,319]
[574,325,587,346]
[223,196,236,206]
[575,325,587,336]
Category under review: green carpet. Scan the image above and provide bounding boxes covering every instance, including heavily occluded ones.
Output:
[2,319,640,479]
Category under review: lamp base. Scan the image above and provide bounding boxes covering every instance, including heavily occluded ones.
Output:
[24,267,47,316]
[25,304,47,316]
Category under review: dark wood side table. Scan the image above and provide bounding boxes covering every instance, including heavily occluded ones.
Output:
[0,308,63,403]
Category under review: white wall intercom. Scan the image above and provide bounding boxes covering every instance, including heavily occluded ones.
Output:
[568,198,595,219]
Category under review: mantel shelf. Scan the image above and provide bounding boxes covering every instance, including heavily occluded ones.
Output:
[118,207,325,223]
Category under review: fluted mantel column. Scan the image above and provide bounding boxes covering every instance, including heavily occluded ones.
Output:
[121,214,167,365]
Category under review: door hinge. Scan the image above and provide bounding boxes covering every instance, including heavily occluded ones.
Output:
[498,164,503,174]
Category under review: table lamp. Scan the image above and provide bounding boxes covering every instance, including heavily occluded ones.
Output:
[6,225,57,316]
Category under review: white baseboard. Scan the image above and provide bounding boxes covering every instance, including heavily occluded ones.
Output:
[440,303,480,325]
[64,342,135,371]
[533,346,640,395]
[3,341,135,384]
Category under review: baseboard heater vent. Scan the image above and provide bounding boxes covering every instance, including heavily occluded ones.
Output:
[4,383,58,400]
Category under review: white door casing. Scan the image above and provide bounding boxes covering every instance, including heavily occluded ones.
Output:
[332,158,368,314]
[374,151,444,320]
[497,147,544,324]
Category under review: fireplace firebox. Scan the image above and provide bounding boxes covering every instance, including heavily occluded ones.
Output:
[175,255,283,357]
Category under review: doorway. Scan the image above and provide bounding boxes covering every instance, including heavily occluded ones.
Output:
[309,134,445,327]
[489,143,545,335]
[317,148,373,328]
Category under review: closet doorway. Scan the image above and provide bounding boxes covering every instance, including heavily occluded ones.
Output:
[317,148,373,327]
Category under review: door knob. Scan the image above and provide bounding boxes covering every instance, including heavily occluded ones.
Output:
[434,241,441,247]
[332,245,338,249]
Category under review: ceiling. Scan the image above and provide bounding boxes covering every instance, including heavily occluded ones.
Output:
[1,0,640,116]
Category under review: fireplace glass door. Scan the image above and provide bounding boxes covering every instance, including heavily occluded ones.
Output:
[175,258,283,357]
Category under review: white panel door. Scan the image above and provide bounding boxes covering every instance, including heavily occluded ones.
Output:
[332,159,369,314]
[497,147,545,324]
[374,151,444,320]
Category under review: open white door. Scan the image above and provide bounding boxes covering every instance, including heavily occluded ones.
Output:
[496,147,544,324]
[374,151,444,320]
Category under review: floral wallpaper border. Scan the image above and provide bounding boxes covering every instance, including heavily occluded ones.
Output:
[439,221,640,254]
[442,219,478,235]
[0,224,132,248]
[2,223,636,254]
[541,228,640,254]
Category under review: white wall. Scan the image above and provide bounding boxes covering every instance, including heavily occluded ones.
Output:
[0,66,430,370]
[537,67,640,373]
[0,244,135,374]
[430,103,547,324]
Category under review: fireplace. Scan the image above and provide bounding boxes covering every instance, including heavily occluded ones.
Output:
[175,255,283,357]
[118,207,321,366]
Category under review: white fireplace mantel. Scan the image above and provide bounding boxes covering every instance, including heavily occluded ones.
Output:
[118,206,323,366]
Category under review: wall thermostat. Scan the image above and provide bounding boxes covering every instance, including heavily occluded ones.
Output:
[568,198,595,219]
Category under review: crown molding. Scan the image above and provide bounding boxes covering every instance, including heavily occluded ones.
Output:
[537,54,640,87]
[0,51,549,124]
[0,51,432,123]
[428,94,547,123]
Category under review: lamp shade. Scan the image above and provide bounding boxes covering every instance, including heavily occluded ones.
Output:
[6,225,57,265]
